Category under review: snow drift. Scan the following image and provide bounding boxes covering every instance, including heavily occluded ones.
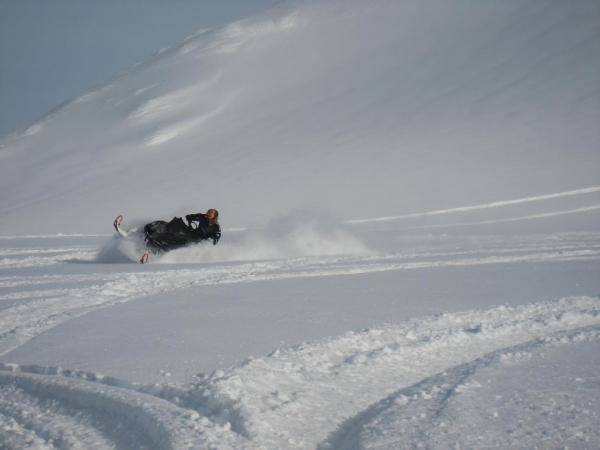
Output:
[2,297,600,449]
[1,0,598,234]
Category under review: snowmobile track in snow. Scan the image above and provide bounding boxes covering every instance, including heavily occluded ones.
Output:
[1,298,600,449]
[0,233,599,356]
[0,233,600,448]
[320,324,600,449]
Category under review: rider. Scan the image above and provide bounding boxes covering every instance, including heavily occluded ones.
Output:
[134,208,221,263]
[185,208,221,245]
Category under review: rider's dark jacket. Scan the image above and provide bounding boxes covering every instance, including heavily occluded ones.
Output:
[185,213,221,245]
[143,213,221,253]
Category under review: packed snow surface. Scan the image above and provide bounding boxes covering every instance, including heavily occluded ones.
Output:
[1,0,599,448]
[1,229,600,448]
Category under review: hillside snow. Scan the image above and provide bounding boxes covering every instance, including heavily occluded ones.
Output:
[1,0,598,233]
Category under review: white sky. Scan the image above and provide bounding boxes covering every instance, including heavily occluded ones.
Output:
[0,0,277,138]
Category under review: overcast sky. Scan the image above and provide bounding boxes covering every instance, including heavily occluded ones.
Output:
[0,0,277,138]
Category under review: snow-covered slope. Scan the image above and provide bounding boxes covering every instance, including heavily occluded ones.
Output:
[1,1,600,447]
[1,0,599,234]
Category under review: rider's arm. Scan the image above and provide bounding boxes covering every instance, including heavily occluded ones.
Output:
[212,226,221,245]
[185,213,203,227]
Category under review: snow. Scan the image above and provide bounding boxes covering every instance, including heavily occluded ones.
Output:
[1,230,600,448]
[1,0,599,233]
[347,185,600,223]
[0,0,278,138]
[326,330,600,449]
[1,0,600,448]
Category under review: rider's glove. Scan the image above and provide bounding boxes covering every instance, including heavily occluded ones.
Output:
[212,231,221,245]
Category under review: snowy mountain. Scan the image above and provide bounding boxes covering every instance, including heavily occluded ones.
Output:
[1,0,598,234]
[1,1,600,449]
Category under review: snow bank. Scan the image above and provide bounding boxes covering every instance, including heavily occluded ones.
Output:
[325,327,600,449]
[0,365,241,449]
[195,297,600,449]
[2,296,599,449]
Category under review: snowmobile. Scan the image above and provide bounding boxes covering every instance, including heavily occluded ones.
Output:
[114,211,221,263]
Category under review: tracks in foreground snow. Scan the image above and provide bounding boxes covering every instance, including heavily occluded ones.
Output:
[0,298,599,449]
[0,233,599,448]
[1,233,599,356]
[321,325,600,449]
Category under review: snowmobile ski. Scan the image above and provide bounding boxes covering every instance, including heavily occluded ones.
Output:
[113,215,151,263]
[113,214,129,237]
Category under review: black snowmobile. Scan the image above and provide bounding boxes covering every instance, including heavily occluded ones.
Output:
[114,210,221,263]
[143,215,221,252]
